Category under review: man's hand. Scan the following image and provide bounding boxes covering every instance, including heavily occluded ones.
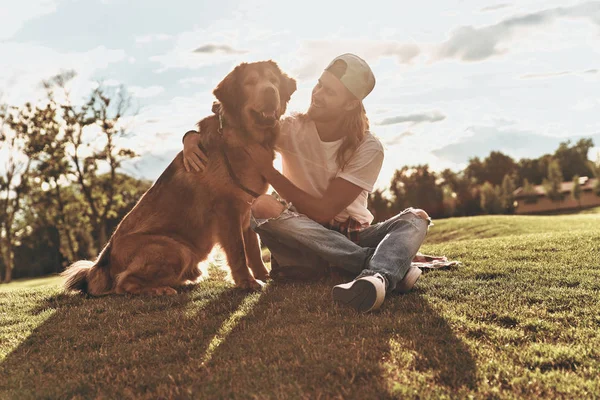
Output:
[244,144,275,176]
[183,131,208,172]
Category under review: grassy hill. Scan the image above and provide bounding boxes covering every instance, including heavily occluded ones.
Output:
[1,212,599,399]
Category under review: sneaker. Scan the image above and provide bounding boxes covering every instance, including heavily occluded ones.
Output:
[332,273,386,312]
[394,267,422,294]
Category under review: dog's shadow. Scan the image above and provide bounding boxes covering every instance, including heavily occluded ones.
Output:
[0,278,477,399]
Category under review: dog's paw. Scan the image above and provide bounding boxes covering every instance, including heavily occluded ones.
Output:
[149,286,178,296]
[253,272,270,282]
[235,278,264,291]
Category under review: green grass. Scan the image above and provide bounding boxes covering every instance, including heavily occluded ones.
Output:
[1,214,599,399]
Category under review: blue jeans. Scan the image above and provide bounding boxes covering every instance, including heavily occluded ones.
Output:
[250,204,431,292]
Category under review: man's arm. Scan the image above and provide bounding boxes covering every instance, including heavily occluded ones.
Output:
[262,166,363,224]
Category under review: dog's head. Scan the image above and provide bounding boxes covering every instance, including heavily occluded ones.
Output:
[213,60,296,144]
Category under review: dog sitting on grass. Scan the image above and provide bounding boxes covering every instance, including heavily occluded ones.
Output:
[63,61,296,295]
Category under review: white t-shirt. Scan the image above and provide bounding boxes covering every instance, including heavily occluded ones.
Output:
[276,114,384,225]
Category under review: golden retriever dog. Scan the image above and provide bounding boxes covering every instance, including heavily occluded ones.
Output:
[62,61,296,295]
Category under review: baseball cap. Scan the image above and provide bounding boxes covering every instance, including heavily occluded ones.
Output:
[325,53,376,101]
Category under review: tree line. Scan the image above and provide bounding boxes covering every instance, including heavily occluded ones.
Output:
[1,72,599,281]
[0,72,151,282]
[368,139,600,222]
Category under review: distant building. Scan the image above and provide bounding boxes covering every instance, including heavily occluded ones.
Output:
[513,176,600,214]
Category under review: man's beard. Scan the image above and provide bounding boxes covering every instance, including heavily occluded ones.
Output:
[307,103,346,122]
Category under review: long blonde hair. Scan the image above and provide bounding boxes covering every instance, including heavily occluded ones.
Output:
[335,102,369,169]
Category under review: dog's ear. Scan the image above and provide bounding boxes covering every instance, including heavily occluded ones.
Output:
[213,63,245,113]
[279,72,297,105]
[266,60,296,105]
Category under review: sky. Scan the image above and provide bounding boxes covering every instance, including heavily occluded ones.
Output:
[1,0,599,189]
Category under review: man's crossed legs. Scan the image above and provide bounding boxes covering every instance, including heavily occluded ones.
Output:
[250,194,431,312]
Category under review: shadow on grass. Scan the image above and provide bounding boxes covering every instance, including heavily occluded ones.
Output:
[0,278,477,399]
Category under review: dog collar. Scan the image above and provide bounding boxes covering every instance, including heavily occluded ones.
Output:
[218,113,224,136]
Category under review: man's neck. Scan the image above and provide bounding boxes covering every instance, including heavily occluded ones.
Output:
[314,118,346,142]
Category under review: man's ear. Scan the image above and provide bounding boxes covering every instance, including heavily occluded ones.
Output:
[213,63,245,113]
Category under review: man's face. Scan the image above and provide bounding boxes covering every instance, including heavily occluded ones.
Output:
[307,71,356,122]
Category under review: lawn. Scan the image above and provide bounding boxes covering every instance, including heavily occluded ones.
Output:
[1,213,599,399]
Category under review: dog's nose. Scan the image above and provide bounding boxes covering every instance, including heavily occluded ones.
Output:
[263,86,279,109]
[264,86,277,98]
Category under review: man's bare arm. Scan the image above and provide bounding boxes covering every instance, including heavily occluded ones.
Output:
[262,167,363,224]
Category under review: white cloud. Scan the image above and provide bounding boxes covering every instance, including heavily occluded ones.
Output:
[128,85,165,98]
[178,76,208,88]
[377,111,446,126]
[0,0,59,39]
[292,39,421,80]
[480,3,513,13]
[520,71,571,79]
[0,43,126,105]
[435,2,600,62]
[135,33,172,44]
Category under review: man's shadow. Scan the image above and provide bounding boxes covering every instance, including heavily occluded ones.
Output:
[0,276,476,399]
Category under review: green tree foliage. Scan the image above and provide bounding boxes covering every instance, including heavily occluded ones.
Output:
[571,175,582,208]
[390,165,444,218]
[0,72,145,281]
[521,179,539,204]
[480,182,502,214]
[517,155,552,186]
[368,189,393,223]
[554,139,594,181]
[543,159,564,204]
[42,71,138,252]
[465,152,517,186]
[440,169,481,216]
[0,103,35,282]
[500,174,516,213]
[589,154,600,197]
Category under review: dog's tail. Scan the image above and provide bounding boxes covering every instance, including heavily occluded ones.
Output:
[62,243,113,296]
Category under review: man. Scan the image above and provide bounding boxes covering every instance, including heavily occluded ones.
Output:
[183,54,431,312]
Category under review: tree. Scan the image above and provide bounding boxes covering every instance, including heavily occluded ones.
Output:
[465,152,517,186]
[0,103,35,282]
[440,169,481,216]
[589,154,600,197]
[554,139,594,181]
[45,71,138,253]
[389,165,444,218]
[500,174,516,213]
[483,152,517,186]
[518,155,552,186]
[571,175,582,208]
[543,159,564,207]
[480,182,502,214]
[368,189,392,223]
[521,179,539,204]
[22,99,81,261]
[464,157,485,184]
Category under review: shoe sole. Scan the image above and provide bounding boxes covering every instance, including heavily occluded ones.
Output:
[332,280,378,312]
[395,267,422,294]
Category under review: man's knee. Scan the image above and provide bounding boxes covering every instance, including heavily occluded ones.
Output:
[251,195,285,220]
[412,208,430,220]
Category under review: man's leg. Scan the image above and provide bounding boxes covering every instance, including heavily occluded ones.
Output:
[332,208,430,312]
[250,195,371,276]
[355,208,430,291]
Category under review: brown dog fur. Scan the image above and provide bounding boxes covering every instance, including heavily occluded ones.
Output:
[62,61,296,295]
